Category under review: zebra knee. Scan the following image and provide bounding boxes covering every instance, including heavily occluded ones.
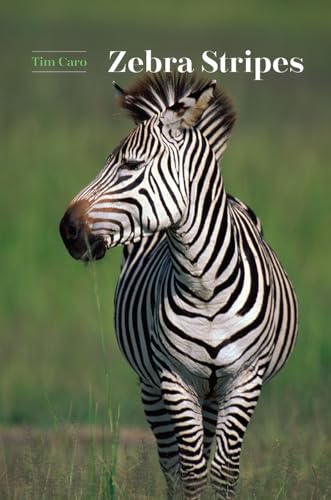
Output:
[180,458,208,500]
[210,436,241,499]
[161,458,208,500]
[210,464,239,499]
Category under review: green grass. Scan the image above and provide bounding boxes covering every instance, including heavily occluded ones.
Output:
[1,405,330,499]
[0,1,330,497]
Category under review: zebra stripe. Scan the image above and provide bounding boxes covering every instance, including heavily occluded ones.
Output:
[60,72,298,499]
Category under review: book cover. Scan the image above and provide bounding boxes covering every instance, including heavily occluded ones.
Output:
[1,1,329,498]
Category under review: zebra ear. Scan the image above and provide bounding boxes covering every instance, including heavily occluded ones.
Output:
[161,81,216,133]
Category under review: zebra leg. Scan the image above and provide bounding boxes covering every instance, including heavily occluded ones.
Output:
[141,382,181,499]
[202,399,218,463]
[210,369,264,499]
[160,371,208,500]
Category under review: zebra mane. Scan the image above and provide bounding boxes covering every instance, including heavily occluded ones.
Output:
[116,72,236,160]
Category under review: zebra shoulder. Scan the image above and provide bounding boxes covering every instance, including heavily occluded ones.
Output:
[227,193,264,237]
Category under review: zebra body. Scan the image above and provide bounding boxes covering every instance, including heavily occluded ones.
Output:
[60,73,298,499]
[116,196,295,386]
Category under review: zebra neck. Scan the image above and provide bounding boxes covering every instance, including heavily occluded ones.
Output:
[168,175,240,303]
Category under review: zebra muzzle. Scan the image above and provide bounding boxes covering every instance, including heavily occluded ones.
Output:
[59,207,106,261]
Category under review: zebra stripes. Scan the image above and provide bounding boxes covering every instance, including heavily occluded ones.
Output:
[60,72,298,499]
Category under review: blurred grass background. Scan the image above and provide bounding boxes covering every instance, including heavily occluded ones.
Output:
[0,0,330,496]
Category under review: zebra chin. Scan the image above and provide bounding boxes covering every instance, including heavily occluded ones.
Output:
[65,235,107,262]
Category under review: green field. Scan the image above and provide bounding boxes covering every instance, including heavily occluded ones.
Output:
[0,1,330,498]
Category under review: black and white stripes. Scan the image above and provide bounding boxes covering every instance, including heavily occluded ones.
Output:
[60,72,298,499]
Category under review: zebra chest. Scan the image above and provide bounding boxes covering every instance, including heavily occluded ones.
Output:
[154,307,251,378]
[115,238,269,380]
[116,275,238,379]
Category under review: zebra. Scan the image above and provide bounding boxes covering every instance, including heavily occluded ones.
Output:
[59,72,298,499]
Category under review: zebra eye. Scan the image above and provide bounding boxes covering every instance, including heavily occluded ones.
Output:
[120,160,145,171]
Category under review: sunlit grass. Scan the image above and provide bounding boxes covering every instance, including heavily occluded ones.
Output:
[0,408,330,499]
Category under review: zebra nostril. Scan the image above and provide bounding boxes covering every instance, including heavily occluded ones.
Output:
[60,199,92,250]
[66,220,79,240]
[59,212,81,245]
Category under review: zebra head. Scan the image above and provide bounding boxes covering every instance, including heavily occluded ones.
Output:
[60,73,235,261]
